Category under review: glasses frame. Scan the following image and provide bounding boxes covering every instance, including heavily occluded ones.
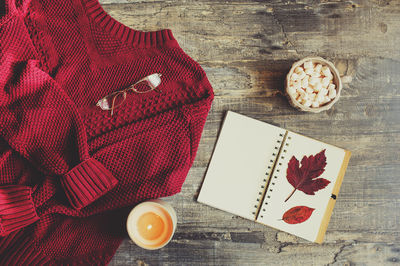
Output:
[96,73,162,116]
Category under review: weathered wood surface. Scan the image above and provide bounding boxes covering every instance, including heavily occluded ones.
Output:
[105,0,400,265]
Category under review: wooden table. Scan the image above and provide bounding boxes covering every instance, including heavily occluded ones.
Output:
[107,1,400,265]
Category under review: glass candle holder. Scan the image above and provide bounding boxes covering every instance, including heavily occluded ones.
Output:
[126,199,177,250]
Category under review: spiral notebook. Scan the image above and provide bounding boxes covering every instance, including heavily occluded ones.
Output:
[198,111,351,243]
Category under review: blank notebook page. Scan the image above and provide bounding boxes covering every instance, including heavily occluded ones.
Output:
[197,111,286,220]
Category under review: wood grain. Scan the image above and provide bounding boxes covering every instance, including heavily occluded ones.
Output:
[102,0,400,265]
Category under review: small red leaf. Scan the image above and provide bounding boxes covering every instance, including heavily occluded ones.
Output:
[285,149,331,202]
[282,206,315,224]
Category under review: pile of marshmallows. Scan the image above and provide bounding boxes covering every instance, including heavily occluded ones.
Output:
[288,60,337,108]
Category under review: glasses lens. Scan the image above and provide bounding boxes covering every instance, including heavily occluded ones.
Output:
[134,81,153,93]
[106,92,126,109]
[133,74,162,93]
[146,73,162,88]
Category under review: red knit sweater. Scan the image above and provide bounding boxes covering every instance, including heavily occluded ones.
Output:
[0,0,213,264]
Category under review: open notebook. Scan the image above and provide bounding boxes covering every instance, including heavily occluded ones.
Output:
[198,111,351,243]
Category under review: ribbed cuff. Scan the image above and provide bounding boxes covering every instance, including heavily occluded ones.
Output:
[0,186,39,237]
[61,158,118,210]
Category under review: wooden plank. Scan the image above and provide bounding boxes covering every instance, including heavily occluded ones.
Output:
[101,0,400,265]
[99,0,400,60]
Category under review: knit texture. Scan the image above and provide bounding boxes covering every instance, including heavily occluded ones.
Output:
[61,158,119,210]
[0,186,39,236]
[0,0,214,264]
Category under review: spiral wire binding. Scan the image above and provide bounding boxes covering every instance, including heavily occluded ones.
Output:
[252,132,287,218]
[254,132,292,219]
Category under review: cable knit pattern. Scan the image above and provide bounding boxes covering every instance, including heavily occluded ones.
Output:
[0,0,214,264]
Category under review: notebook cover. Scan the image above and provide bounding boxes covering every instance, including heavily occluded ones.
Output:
[315,150,351,243]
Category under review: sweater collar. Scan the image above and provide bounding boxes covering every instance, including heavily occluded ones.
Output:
[81,0,177,48]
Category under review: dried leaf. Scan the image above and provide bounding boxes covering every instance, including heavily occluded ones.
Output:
[285,149,330,202]
[282,206,315,224]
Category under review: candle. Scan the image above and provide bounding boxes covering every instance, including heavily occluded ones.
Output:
[127,200,177,250]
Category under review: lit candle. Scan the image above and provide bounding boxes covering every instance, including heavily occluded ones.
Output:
[127,200,177,250]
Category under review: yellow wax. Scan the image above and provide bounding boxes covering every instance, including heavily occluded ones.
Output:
[137,212,165,241]
[127,201,176,250]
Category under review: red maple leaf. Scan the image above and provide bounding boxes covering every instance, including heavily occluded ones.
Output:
[282,206,315,224]
[285,149,330,202]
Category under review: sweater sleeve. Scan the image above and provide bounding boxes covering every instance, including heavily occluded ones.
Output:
[0,16,117,210]
[0,185,39,237]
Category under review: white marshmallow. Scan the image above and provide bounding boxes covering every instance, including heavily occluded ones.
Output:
[314,82,323,92]
[315,64,322,73]
[322,77,330,87]
[306,87,314,94]
[328,87,337,99]
[303,100,312,107]
[317,88,327,99]
[293,61,338,108]
[317,93,324,103]
[288,86,296,95]
[298,71,306,80]
[310,71,321,77]
[292,80,301,90]
[304,61,313,69]
[301,93,310,102]
[301,76,309,88]
[296,89,306,101]
[309,76,319,86]
[321,66,331,77]
[311,101,320,108]
[309,93,317,100]
[291,73,299,81]
[294,66,304,74]
[328,83,336,91]
[305,67,314,75]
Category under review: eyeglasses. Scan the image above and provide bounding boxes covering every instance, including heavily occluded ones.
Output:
[96,73,162,116]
